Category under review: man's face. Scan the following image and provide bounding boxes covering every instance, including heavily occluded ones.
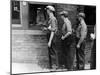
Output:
[61,15,64,20]
[46,9,50,15]
[78,16,81,21]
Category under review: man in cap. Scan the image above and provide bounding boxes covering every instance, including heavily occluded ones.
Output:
[76,12,87,70]
[43,5,58,70]
[60,11,75,70]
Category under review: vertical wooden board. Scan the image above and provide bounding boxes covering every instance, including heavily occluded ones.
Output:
[20,1,29,29]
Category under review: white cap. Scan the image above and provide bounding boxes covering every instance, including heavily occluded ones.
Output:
[46,6,55,12]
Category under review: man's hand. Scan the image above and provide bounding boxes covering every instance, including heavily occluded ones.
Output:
[42,27,48,31]
[48,25,51,30]
[48,41,51,48]
[61,36,65,40]
[90,33,95,40]
[77,44,80,49]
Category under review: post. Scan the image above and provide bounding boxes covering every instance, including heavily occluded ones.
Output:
[20,1,29,29]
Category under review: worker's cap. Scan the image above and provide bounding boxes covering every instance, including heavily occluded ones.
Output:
[78,12,85,18]
[46,6,55,12]
[59,11,69,17]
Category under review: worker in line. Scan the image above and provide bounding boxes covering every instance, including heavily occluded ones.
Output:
[60,11,75,70]
[43,6,59,70]
[76,12,87,70]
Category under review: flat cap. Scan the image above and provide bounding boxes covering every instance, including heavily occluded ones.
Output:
[78,12,85,18]
[59,11,69,17]
[46,6,55,12]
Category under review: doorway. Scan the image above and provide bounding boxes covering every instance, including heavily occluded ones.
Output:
[28,4,48,30]
[84,6,96,34]
[84,6,96,25]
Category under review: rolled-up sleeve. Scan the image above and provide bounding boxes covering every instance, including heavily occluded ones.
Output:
[50,18,57,32]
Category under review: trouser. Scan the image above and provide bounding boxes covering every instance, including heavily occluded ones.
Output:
[76,38,85,70]
[62,35,75,70]
[47,33,59,69]
[90,39,96,69]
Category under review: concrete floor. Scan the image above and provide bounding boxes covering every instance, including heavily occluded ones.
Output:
[12,62,90,74]
[12,63,50,74]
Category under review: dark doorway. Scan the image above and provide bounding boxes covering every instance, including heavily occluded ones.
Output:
[84,6,96,25]
[84,6,96,39]
[28,4,48,29]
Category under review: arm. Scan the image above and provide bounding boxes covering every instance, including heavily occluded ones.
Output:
[63,32,72,38]
[48,32,55,46]
[48,25,56,32]
[63,21,72,39]
[48,18,57,32]
[77,24,87,46]
[48,18,57,47]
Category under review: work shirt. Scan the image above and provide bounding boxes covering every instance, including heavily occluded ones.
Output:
[62,18,72,36]
[46,16,58,42]
[48,16,58,33]
[76,19,87,40]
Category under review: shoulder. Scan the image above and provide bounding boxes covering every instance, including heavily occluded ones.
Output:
[65,19,71,26]
[80,21,87,33]
[51,17,57,21]
[81,20,86,25]
[50,17,57,25]
[65,18,71,23]
[81,20,87,27]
